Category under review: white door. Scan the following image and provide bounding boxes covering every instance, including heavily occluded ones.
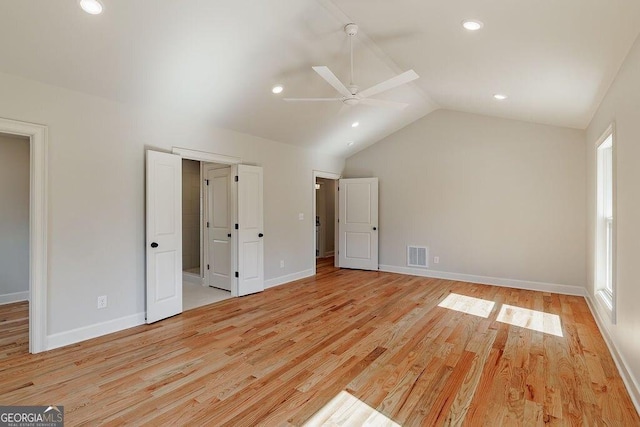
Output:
[338,178,379,270]
[237,164,264,296]
[146,150,183,323]
[206,166,232,291]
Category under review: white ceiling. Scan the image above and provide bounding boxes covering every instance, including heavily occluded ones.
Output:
[0,1,638,157]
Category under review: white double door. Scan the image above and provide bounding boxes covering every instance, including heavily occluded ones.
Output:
[146,151,264,324]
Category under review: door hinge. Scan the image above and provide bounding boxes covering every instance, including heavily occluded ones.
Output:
[234,175,239,182]
[235,223,239,230]
[205,179,209,185]
[207,264,210,270]
[235,271,239,278]
[206,221,210,228]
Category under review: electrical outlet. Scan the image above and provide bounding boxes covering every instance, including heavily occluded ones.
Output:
[280,260,285,268]
[97,295,107,309]
[433,256,440,264]
[298,213,304,221]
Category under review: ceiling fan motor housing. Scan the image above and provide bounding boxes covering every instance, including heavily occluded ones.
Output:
[345,23,358,36]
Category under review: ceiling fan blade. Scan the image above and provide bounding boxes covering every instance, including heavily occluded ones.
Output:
[358,70,419,99]
[283,98,343,102]
[312,66,353,97]
[359,98,409,110]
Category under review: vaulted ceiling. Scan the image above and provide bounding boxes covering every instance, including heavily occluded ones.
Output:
[0,0,639,157]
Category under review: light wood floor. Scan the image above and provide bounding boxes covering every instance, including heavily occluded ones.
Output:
[1,259,638,426]
[0,300,29,360]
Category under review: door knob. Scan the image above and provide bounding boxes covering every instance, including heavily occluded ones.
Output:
[373,227,377,231]
[258,233,264,238]
[150,242,159,248]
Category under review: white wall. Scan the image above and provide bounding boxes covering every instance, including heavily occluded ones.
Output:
[586,34,640,406]
[181,159,200,271]
[344,109,586,290]
[0,71,344,340]
[0,133,30,303]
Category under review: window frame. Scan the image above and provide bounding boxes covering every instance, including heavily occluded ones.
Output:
[594,123,616,323]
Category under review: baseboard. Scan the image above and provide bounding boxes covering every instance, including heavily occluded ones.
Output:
[0,291,29,305]
[324,251,335,257]
[265,269,314,289]
[46,312,146,351]
[183,272,203,286]
[378,265,587,297]
[585,297,640,414]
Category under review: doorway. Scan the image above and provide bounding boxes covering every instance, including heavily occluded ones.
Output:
[0,132,30,358]
[0,118,47,354]
[181,159,232,311]
[313,171,340,275]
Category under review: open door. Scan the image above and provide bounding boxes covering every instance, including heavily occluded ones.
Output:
[237,164,264,296]
[146,150,183,323]
[338,178,379,270]
[205,166,232,291]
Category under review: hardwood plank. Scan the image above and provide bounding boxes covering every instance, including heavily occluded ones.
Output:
[0,258,637,426]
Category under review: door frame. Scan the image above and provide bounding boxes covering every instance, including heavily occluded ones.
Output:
[312,170,341,276]
[0,117,48,354]
[172,147,240,296]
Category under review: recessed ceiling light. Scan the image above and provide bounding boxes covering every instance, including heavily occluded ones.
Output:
[493,93,508,100]
[272,85,284,94]
[347,141,355,147]
[79,0,103,15]
[462,20,483,31]
[351,122,359,128]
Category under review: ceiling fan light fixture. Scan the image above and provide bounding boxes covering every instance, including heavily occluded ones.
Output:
[79,0,103,15]
[272,85,284,94]
[462,20,483,31]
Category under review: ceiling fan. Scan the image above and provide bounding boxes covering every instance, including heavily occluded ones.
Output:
[284,23,419,110]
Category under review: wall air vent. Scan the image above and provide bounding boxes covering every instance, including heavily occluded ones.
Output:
[407,246,429,268]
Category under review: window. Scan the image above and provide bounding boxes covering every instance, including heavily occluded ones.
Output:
[595,126,614,316]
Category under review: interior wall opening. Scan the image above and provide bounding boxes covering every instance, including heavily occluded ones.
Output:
[0,132,30,358]
[315,177,338,271]
[181,159,233,311]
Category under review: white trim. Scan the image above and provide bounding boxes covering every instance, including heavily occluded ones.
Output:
[46,312,146,351]
[265,269,314,289]
[324,251,335,257]
[585,297,640,414]
[0,117,48,354]
[182,272,204,286]
[378,265,587,296]
[312,170,341,276]
[0,291,29,305]
[593,122,617,323]
[172,147,241,165]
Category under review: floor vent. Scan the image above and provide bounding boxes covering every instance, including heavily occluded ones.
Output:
[407,246,429,268]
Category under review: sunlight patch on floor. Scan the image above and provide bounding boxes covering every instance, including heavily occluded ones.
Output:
[303,390,400,427]
[497,304,563,337]
[438,293,496,318]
